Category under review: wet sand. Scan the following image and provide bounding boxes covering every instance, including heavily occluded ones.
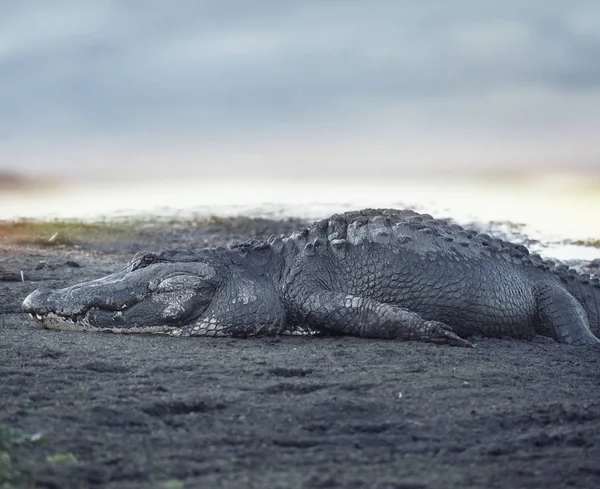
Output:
[1,215,599,489]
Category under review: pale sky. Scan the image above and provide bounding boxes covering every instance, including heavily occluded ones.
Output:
[1,1,600,180]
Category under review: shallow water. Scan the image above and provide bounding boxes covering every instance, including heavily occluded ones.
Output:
[1,175,599,261]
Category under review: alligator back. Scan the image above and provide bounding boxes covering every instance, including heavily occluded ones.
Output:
[276,209,600,337]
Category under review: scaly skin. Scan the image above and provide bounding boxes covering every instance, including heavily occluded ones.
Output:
[22,209,600,347]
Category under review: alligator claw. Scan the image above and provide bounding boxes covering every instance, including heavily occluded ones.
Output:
[428,322,474,348]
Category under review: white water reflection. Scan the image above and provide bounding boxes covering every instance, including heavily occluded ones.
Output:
[1,175,599,261]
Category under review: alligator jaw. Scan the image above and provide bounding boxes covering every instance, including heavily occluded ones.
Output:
[30,310,107,332]
[28,310,180,335]
[23,287,183,335]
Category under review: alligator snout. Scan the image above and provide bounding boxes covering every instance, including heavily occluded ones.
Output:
[23,287,96,323]
[23,288,67,317]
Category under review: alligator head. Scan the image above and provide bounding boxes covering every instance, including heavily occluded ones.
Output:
[23,248,286,336]
[22,251,219,334]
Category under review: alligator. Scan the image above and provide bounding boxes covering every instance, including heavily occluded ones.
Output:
[22,209,600,347]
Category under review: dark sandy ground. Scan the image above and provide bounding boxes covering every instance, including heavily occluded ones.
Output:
[1,216,599,489]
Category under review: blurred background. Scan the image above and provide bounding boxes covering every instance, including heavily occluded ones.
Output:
[0,1,599,245]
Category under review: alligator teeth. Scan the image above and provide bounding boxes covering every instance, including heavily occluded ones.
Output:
[36,314,44,320]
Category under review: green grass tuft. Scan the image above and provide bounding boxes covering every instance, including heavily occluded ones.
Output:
[0,219,130,246]
[0,425,45,487]
[46,452,78,465]
[162,479,185,489]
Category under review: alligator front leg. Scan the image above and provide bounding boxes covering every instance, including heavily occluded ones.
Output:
[293,291,473,347]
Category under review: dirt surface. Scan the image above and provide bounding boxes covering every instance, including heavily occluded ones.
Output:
[1,216,599,489]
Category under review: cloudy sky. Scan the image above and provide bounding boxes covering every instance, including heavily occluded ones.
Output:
[1,1,600,180]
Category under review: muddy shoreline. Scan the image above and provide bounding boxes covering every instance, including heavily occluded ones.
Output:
[1,216,599,489]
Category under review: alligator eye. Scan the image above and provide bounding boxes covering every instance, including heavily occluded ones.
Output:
[129,252,168,272]
[154,274,214,293]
